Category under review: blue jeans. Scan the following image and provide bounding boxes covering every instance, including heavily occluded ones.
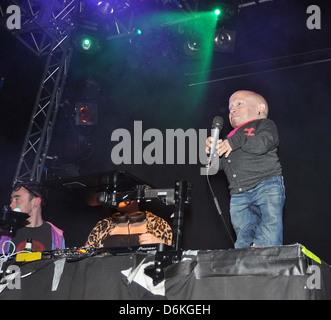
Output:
[230,175,285,248]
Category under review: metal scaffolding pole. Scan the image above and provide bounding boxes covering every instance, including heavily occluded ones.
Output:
[1,0,79,185]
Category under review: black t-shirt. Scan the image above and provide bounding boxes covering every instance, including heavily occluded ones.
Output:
[11,222,52,252]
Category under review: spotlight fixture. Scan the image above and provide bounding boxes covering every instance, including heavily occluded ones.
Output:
[214,29,236,53]
[214,8,222,16]
[96,0,131,14]
[208,2,238,21]
[74,34,102,53]
[130,27,142,37]
[82,37,92,50]
[187,40,200,51]
[96,1,113,15]
[75,103,98,125]
[183,35,203,57]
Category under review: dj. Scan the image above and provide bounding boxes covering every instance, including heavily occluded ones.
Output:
[85,201,173,248]
[0,182,65,254]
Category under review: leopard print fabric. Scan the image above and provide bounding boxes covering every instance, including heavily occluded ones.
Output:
[85,211,173,247]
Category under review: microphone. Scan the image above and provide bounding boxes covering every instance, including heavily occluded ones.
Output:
[205,116,235,244]
[208,116,223,164]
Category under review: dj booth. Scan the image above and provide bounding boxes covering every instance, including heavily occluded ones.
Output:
[0,243,331,300]
[1,171,331,300]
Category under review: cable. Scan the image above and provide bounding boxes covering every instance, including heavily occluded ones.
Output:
[186,48,331,77]
[1,240,35,263]
[0,240,16,263]
[0,241,37,287]
[206,167,235,245]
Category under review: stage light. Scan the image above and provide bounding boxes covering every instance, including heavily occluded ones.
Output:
[183,37,204,57]
[74,34,102,53]
[214,9,222,16]
[214,29,236,52]
[75,103,98,125]
[97,1,113,15]
[184,30,203,54]
[209,3,237,21]
[187,40,200,51]
[82,37,92,50]
[136,29,142,35]
[95,0,131,15]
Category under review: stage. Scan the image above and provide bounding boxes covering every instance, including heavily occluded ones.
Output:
[0,244,330,300]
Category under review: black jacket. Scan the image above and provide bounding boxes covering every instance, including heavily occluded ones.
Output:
[220,118,282,194]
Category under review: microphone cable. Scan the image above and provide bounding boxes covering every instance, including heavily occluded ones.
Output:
[206,164,235,245]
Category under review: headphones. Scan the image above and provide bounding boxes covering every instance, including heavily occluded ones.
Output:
[112,211,146,224]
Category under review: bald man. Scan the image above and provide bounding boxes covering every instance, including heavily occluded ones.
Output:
[206,90,285,248]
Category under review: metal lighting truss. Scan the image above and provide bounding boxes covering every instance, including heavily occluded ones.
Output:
[1,0,79,185]
[1,0,178,186]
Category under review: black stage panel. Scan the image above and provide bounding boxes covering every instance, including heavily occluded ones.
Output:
[0,244,330,300]
[165,244,331,300]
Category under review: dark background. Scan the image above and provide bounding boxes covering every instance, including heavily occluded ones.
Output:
[0,1,330,262]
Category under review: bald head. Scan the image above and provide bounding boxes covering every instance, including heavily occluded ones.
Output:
[230,90,269,116]
[228,90,269,128]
